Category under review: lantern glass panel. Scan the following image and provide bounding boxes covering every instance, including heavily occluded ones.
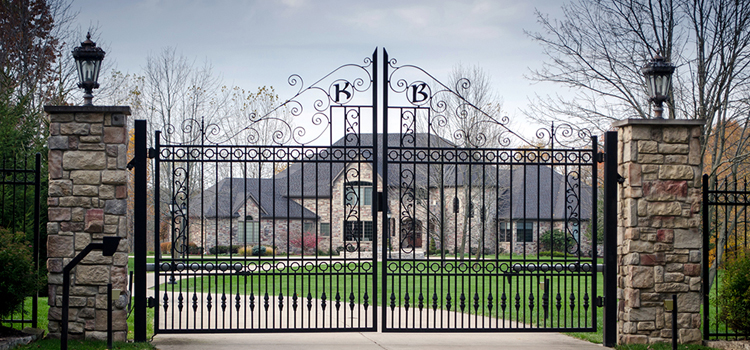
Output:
[645,75,656,98]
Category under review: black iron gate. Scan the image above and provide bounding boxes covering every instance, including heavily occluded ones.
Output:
[133,49,616,337]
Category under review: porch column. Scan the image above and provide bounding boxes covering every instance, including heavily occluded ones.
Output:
[613,119,704,344]
[45,106,131,341]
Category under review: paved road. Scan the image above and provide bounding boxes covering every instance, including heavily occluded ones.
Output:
[152,332,606,350]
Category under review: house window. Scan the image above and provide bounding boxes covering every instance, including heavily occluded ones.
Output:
[498,221,511,242]
[344,220,373,241]
[516,221,534,242]
[303,222,315,234]
[238,215,260,244]
[344,181,372,206]
[570,222,580,243]
[389,218,396,236]
[320,223,331,237]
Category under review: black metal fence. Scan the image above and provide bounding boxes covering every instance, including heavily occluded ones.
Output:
[133,49,616,337]
[0,153,41,329]
[703,173,750,340]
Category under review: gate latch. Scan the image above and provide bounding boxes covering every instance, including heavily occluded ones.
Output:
[595,296,605,308]
[147,296,157,308]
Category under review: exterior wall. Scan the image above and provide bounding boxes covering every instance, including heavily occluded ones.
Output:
[45,106,131,341]
[189,160,593,257]
[613,119,704,345]
[330,161,385,253]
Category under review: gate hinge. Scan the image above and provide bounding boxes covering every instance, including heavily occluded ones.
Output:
[596,296,605,308]
[148,148,157,159]
[126,158,136,170]
[147,296,157,308]
[617,173,625,184]
[596,152,605,163]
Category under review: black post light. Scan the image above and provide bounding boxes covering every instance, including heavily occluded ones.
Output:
[61,236,121,350]
[641,52,676,119]
[72,32,105,106]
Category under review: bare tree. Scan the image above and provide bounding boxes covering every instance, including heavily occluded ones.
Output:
[527,0,750,287]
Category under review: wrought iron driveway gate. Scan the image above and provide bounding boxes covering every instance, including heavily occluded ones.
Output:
[133,49,613,336]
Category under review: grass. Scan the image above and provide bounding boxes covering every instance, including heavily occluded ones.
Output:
[1,296,49,332]
[14,339,155,350]
[156,259,600,331]
[3,296,156,349]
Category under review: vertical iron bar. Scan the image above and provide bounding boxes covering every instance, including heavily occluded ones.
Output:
[107,283,113,349]
[32,153,40,328]
[371,47,379,332]
[702,174,709,340]
[153,130,161,333]
[672,294,678,350]
[591,135,598,331]
[381,47,389,332]
[603,131,617,347]
[134,119,148,341]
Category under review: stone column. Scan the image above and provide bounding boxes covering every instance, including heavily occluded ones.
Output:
[44,106,131,341]
[613,119,704,345]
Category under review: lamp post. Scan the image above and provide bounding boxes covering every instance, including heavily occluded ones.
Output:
[641,52,676,119]
[72,32,105,106]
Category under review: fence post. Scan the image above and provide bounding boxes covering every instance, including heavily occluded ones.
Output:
[701,174,709,340]
[133,119,147,342]
[33,152,41,328]
[603,131,618,347]
[611,119,705,345]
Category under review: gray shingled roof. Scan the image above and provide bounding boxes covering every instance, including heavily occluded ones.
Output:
[190,178,317,219]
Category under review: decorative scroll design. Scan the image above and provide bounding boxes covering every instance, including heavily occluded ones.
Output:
[170,166,189,256]
[159,56,374,147]
[565,170,583,256]
[387,59,525,148]
[534,122,594,149]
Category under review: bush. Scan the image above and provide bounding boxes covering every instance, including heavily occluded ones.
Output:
[208,245,243,255]
[718,250,750,334]
[0,227,40,318]
[237,245,275,256]
[289,231,322,255]
[159,241,203,255]
[539,229,574,254]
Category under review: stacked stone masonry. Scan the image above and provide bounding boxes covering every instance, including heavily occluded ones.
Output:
[614,119,704,345]
[45,106,131,341]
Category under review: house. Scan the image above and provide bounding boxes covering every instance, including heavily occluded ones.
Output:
[186,133,594,257]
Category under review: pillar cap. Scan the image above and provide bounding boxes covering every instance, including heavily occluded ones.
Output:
[612,118,704,128]
[44,105,131,115]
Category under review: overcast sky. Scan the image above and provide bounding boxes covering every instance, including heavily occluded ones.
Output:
[71,0,569,134]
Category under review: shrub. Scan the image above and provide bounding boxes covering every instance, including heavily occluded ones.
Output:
[209,245,243,255]
[244,245,275,256]
[0,227,40,318]
[159,241,203,255]
[539,229,574,254]
[718,250,750,334]
[289,231,322,255]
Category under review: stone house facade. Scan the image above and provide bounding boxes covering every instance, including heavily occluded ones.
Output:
[184,134,593,256]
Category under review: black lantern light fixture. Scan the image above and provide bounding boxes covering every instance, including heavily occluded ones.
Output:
[641,52,676,119]
[72,32,105,106]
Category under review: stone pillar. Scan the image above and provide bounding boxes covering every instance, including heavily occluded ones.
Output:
[44,106,131,341]
[613,119,704,345]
